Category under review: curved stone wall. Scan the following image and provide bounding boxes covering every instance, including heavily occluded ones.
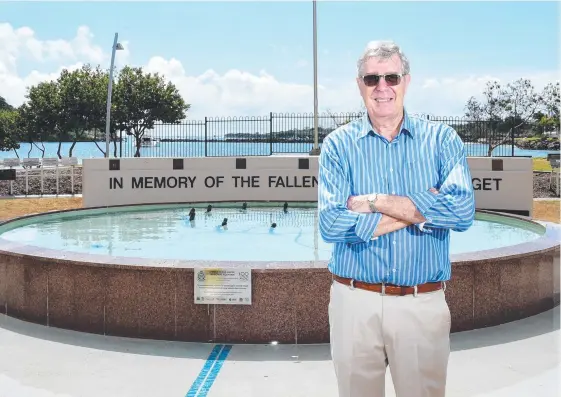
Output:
[0,210,558,343]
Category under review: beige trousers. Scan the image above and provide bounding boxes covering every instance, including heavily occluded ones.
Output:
[328,279,451,397]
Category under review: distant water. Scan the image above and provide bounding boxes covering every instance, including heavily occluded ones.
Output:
[0,141,557,163]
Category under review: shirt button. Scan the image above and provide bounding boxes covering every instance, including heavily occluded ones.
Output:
[392,269,397,272]
[392,191,396,194]
[390,168,393,172]
[393,240,396,244]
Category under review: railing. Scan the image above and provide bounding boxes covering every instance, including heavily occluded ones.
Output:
[0,112,547,197]
[0,157,80,197]
[117,112,520,158]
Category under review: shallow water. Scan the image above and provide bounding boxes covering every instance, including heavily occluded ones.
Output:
[0,206,543,261]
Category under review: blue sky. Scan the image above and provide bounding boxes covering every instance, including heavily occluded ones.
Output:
[0,1,559,117]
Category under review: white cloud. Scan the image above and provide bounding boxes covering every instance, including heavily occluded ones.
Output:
[406,71,559,117]
[0,23,558,120]
[144,56,321,118]
[0,23,117,70]
[0,23,131,107]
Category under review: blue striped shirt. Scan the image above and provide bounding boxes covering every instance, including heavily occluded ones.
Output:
[318,111,475,286]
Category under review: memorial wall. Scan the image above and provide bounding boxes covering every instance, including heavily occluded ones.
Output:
[82,156,533,217]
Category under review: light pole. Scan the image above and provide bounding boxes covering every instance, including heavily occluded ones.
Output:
[309,0,320,156]
[105,33,124,158]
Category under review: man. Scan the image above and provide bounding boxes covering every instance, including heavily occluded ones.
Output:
[318,40,475,397]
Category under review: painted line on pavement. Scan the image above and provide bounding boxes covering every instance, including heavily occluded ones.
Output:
[186,344,232,397]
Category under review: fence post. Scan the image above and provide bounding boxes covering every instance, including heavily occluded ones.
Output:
[119,130,122,157]
[511,124,515,156]
[270,112,273,155]
[204,117,208,157]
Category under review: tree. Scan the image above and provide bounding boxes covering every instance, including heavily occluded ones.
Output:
[0,109,21,153]
[502,78,542,130]
[112,66,190,157]
[17,65,114,159]
[20,80,62,158]
[0,96,14,111]
[465,81,503,154]
[16,103,51,158]
[465,79,542,156]
[538,82,560,133]
[57,64,109,157]
[0,96,20,155]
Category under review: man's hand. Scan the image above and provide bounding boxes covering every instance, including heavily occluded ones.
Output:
[345,189,439,238]
[346,188,439,222]
[346,195,371,213]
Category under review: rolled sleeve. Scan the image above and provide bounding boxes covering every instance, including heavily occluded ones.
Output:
[407,190,438,220]
[408,127,475,233]
[355,212,383,242]
[407,191,438,234]
[319,135,385,243]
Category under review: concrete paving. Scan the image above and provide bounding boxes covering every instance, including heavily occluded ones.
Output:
[0,307,558,397]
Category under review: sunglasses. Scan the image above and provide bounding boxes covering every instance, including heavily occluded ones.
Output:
[361,73,404,87]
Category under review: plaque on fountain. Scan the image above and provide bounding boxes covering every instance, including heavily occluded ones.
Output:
[194,267,252,305]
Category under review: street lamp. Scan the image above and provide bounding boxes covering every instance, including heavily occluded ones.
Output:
[105,33,124,158]
[309,0,320,156]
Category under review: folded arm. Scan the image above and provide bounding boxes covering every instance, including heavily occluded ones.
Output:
[347,128,475,232]
[369,194,427,224]
[405,134,475,232]
[372,214,413,238]
[346,189,437,225]
[318,137,411,243]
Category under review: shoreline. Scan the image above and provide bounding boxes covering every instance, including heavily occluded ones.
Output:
[515,137,559,151]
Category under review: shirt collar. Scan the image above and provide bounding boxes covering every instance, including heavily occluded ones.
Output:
[357,108,414,140]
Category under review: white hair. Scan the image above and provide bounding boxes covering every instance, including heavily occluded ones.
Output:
[357,40,410,76]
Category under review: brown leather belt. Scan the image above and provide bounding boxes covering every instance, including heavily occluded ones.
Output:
[333,275,444,296]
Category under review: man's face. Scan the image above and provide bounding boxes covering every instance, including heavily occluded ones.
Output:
[356,54,410,119]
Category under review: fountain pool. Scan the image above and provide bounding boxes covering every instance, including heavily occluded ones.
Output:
[0,202,558,343]
[0,203,546,262]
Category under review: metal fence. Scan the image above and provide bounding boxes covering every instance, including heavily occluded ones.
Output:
[117,112,520,158]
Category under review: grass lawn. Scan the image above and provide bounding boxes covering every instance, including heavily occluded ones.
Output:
[0,197,558,224]
[0,197,82,221]
[533,157,553,172]
[532,200,560,223]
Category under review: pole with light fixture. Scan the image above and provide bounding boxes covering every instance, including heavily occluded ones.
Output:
[105,33,124,158]
[309,0,320,155]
